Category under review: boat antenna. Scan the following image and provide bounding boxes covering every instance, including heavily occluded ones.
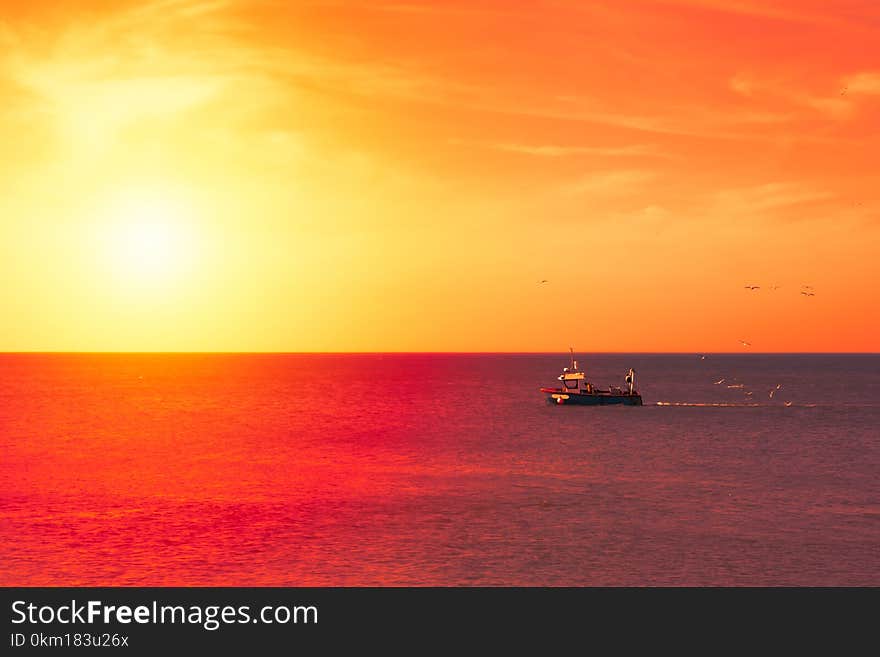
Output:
[569,347,575,371]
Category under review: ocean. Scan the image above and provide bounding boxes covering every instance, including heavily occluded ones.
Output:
[1,353,878,586]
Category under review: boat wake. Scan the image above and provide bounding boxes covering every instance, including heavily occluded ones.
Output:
[654,401,818,408]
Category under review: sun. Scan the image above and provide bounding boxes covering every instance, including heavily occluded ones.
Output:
[120,208,185,275]
[100,188,196,286]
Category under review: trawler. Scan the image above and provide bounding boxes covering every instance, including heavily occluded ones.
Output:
[540,349,642,406]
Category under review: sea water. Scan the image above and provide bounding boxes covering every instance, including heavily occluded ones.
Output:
[1,353,877,585]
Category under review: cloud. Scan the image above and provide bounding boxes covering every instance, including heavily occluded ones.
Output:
[800,95,853,120]
[843,71,880,95]
[729,75,756,97]
[729,73,856,120]
[436,91,792,140]
[471,142,665,158]
[358,2,508,16]
[1,0,795,150]
[0,2,242,123]
[561,170,657,197]
[713,182,834,214]
[653,0,877,30]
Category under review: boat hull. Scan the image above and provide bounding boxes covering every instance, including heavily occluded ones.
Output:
[540,388,643,406]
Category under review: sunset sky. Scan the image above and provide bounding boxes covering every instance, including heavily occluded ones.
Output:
[1,0,878,352]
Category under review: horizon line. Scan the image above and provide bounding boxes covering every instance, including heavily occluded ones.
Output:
[1,351,878,356]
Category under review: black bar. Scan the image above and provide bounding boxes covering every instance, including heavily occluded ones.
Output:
[1,587,874,653]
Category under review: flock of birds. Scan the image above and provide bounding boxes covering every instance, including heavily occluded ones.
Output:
[704,367,792,406]
[540,280,817,296]
[737,283,817,348]
[697,282,817,406]
[743,284,815,296]
[537,278,818,406]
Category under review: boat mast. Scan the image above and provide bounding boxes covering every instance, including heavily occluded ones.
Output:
[626,368,635,394]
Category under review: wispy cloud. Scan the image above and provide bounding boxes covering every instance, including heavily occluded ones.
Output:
[842,71,880,95]
[561,170,658,197]
[437,91,793,139]
[713,182,835,214]
[467,141,666,158]
[729,73,858,120]
[358,2,510,17]
[653,0,880,30]
[2,0,803,150]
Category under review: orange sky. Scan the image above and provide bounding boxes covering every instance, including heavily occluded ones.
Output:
[1,0,878,352]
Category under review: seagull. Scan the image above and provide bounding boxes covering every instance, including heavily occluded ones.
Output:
[840,87,848,96]
[727,383,745,389]
[744,285,760,290]
[699,355,706,360]
[784,401,793,407]
[739,340,751,347]
[745,391,753,396]
[770,285,781,291]
[714,378,726,385]
[769,389,775,398]
[801,291,815,297]
[538,279,549,284]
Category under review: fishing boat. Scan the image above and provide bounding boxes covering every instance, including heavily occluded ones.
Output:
[540,349,642,406]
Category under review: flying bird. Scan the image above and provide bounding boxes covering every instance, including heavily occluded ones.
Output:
[801,291,815,297]
[538,280,549,284]
[699,355,706,360]
[739,340,751,347]
[714,378,725,385]
[744,285,760,290]
[727,383,745,389]
[770,285,781,291]
[784,401,793,407]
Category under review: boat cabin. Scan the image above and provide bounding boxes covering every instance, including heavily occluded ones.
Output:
[558,360,596,394]
[555,352,637,396]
